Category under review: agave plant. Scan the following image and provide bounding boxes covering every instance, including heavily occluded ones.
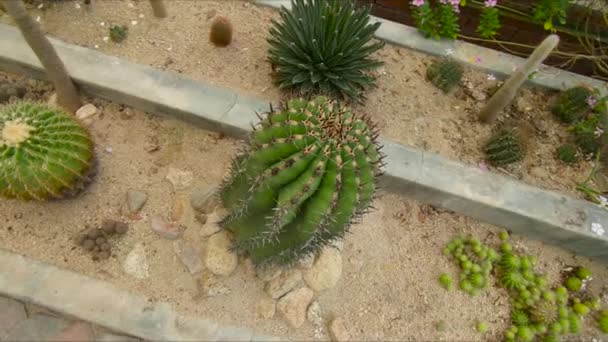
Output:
[267,0,385,102]
[219,96,384,266]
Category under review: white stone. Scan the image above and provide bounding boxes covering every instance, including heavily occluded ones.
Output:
[76,103,98,120]
[256,296,276,319]
[123,244,149,279]
[277,287,314,329]
[205,231,238,276]
[303,248,342,292]
[173,241,203,274]
[306,301,322,325]
[126,190,147,213]
[265,269,302,299]
[329,317,351,342]
[165,167,193,191]
[190,185,218,213]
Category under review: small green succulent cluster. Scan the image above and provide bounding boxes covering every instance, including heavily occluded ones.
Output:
[484,126,526,167]
[219,96,383,266]
[555,144,578,164]
[267,0,384,102]
[598,310,608,333]
[568,111,603,156]
[426,59,463,93]
[551,86,593,124]
[0,102,95,200]
[109,25,128,43]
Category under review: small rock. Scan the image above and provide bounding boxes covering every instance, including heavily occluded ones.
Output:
[529,166,549,179]
[171,196,187,222]
[166,167,193,191]
[329,317,351,342]
[297,254,315,269]
[190,185,218,213]
[306,301,322,325]
[265,269,303,299]
[303,247,342,292]
[257,265,283,282]
[126,190,147,213]
[150,215,182,240]
[205,231,238,276]
[199,212,222,237]
[515,96,533,113]
[173,241,203,274]
[197,272,231,297]
[75,104,98,120]
[277,287,314,329]
[256,296,276,319]
[123,244,149,279]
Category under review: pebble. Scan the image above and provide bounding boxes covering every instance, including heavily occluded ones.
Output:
[123,244,149,279]
[190,185,218,213]
[306,301,322,325]
[303,247,342,292]
[197,272,231,297]
[329,317,351,342]
[205,231,238,276]
[171,196,187,222]
[149,215,182,240]
[199,212,222,237]
[256,296,276,319]
[126,190,147,213]
[75,103,98,120]
[165,167,193,191]
[277,287,314,329]
[173,241,203,274]
[265,269,303,299]
[256,265,283,282]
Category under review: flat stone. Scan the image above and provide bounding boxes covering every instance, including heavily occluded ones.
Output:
[256,296,276,319]
[190,185,218,213]
[166,167,193,191]
[149,215,182,240]
[173,241,203,275]
[5,314,69,342]
[205,231,238,276]
[123,243,149,279]
[126,190,147,213]
[328,317,351,342]
[303,247,342,292]
[171,195,187,223]
[50,321,94,341]
[0,296,26,338]
[76,103,98,120]
[276,287,314,329]
[265,269,302,299]
[256,265,283,282]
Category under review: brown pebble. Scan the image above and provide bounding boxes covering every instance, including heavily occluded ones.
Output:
[100,243,111,251]
[101,219,117,234]
[95,237,106,246]
[99,251,111,260]
[115,222,129,234]
[83,239,95,251]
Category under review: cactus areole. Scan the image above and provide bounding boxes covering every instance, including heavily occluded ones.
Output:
[219,96,384,266]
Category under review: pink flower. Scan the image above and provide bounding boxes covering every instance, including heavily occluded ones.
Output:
[475,56,482,64]
[478,162,489,171]
[587,96,597,108]
[484,0,497,7]
[411,0,425,6]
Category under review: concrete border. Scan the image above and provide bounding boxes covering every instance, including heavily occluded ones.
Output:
[255,0,607,96]
[0,249,278,342]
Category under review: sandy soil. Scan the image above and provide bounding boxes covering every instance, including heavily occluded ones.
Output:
[2,0,597,200]
[1,73,607,341]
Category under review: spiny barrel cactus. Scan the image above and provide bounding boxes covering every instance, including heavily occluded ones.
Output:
[484,126,526,167]
[0,102,95,200]
[551,86,593,123]
[219,96,384,266]
[209,15,233,47]
[426,59,463,93]
[267,0,384,102]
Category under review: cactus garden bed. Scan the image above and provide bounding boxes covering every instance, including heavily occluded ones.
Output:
[1,71,608,341]
[6,0,605,204]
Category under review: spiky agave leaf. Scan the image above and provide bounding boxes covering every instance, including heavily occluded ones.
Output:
[267,0,384,102]
[219,96,384,266]
[0,102,95,200]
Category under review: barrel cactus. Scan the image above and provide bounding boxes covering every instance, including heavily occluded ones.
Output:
[551,86,593,123]
[484,125,527,167]
[0,102,95,200]
[426,59,463,93]
[267,0,384,102]
[219,96,384,266]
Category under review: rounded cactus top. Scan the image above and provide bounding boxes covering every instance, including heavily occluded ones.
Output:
[0,102,95,200]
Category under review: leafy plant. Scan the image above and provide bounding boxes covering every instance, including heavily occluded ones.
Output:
[219,96,383,266]
[0,102,95,200]
[556,144,578,164]
[551,86,594,124]
[267,0,384,102]
[209,15,233,47]
[411,0,461,40]
[411,1,440,39]
[533,0,571,31]
[477,1,501,38]
[437,2,460,39]
[426,59,463,93]
[569,112,602,155]
[483,126,526,166]
[109,25,128,43]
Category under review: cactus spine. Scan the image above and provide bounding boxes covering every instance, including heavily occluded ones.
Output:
[478,35,560,123]
[219,96,384,266]
[0,102,95,200]
[551,86,593,123]
[426,59,463,93]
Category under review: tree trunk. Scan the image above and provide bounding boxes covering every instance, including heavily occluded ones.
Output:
[3,0,81,113]
[149,0,167,18]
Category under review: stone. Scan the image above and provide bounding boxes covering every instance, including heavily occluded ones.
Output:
[190,186,218,213]
[150,215,182,240]
[297,254,315,269]
[199,212,222,237]
[126,190,147,213]
[256,296,276,319]
[306,301,322,325]
[166,167,193,191]
[205,231,238,276]
[328,317,351,342]
[75,103,98,120]
[173,241,203,274]
[276,287,314,329]
[256,265,283,282]
[5,314,69,342]
[303,247,342,292]
[50,321,94,341]
[0,296,27,338]
[265,269,303,299]
[123,243,150,279]
[171,196,187,222]
[515,96,533,113]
